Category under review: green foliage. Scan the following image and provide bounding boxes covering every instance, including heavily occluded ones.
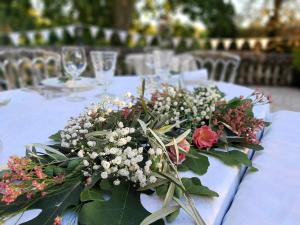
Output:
[182,177,219,197]
[80,188,105,202]
[0,0,37,31]
[179,149,210,176]
[79,180,164,225]
[21,182,83,225]
[203,149,256,170]
[49,131,61,142]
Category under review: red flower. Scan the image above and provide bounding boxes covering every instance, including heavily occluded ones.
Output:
[53,216,62,225]
[122,107,132,119]
[192,125,218,149]
[168,139,190,165]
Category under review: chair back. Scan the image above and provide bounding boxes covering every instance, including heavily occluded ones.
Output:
[190,51,241,83]
[0,49,61,90]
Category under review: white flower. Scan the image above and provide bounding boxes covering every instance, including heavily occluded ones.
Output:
[156,148,163,155]
[93,165,100,170]
[90,152,98,159]
[149,176,157,183]
[118,122,124,128]
[77,150,84,158]
[83,160,90,167]
[101,172,108,179]
[87,141,96,147]
[98,117,106,122]
[148,148,155,155]
[129,128,135,133]
[113,179,120,186]
[117,138,128,146]
[126,92,132,98]
[113,156,122,165]
[126,136,132,142]
[101,160,110,170]
[83,171,90,177]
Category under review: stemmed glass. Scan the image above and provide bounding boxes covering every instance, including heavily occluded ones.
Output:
[152,49,174,83]
[62,47,87,101]
[90,51,118,98]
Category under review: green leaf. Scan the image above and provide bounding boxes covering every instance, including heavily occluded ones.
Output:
[204,149,253,167]
[156,183,169,198]
[27,143,67,161]
[67,159,82,171]
[166,208,180,223]
[181,153,210,176]
[264,121,271,127]
[20,182,83,225]
[140,206,179,225]
[182,177,219,197]
[80,188,105,202]
[165,129,191,147]
[233,143,264,151]
[79,181,164,225]
[48,131,61,142]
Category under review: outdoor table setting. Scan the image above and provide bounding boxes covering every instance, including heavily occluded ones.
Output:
[0,47,291,225]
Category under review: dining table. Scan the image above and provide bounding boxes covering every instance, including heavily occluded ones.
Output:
[0,76,270,225]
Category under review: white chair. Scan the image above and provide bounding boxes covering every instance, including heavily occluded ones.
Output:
[0,49,61,90]
[188,51,241,83]
[125,52,195,75]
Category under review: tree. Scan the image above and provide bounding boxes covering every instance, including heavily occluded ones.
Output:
[42,0,135,30]
[169,0,237,38]
[0,0,37,32]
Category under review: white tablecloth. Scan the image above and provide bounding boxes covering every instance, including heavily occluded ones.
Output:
[222,111,300,225]
[0,76,269,225]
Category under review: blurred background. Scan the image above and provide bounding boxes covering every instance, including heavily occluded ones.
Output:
[0,0,300,111]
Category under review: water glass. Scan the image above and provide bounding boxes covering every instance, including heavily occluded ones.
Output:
[153,50,174,83]
[90,51,118,98]
[62,47,87,101]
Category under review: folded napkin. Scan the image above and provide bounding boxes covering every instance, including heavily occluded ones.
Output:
[222,111,300,225]
[182,69,209,86]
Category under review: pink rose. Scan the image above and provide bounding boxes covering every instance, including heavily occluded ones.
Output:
[168,139,190,165]
[192,125,218,149]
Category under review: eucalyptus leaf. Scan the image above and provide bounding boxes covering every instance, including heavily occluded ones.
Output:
[27,143,67,161]
[165,129,191,147]
[140,206,180,225]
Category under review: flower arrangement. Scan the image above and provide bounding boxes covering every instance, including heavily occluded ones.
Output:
[0,82,270,225]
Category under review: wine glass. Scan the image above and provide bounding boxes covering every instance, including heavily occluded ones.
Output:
[62,47,87,101]
[90,51,118,98]
[153,49,174,83]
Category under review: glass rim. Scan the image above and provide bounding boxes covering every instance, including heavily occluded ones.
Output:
[62,46,86,51]
[90,51,118,55]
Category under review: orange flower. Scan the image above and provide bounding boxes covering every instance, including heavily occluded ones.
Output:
[192,126,218,149]
[168,139,190,164]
